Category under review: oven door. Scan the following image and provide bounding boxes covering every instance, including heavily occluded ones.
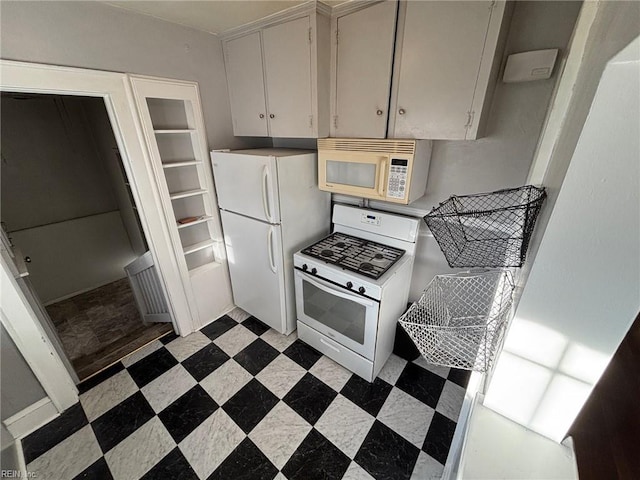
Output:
[294,270,379,359]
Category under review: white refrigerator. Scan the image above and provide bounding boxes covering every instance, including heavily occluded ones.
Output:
[211,149,331,334]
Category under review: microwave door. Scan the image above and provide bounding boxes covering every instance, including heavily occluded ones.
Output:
[326,160,377,189]
[322,154,387,199]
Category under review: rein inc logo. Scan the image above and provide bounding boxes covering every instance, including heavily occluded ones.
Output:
[1,471,37,478]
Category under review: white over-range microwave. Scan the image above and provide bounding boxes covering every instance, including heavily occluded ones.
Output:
[317,138,432,204]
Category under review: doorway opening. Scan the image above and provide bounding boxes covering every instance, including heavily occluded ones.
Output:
[1,92,173,381]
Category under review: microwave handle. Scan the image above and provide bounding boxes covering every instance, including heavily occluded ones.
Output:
[378,159,387,196]
[296,270,376,308]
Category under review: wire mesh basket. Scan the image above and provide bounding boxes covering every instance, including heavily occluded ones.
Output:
[424,185,546,268]
[399,270,515,372]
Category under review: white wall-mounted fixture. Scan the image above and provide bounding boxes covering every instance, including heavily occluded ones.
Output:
[503,49,559,83]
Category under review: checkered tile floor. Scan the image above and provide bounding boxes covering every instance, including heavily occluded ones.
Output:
[22,315,470,480]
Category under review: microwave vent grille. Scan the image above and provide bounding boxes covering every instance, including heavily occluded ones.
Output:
[318,138,416,155]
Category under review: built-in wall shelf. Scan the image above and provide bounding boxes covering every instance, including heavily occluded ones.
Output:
[154,129,195,134]
[131,77,233,331]
[183,239,215,255]
[169,188,207,200]
[188,260,222,277]
[176,215,212,229]
[163,160,201,169]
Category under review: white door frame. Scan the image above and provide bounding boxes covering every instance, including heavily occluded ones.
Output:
[0,60,197,409]
[1,257,77,411]
[526,1,599,185]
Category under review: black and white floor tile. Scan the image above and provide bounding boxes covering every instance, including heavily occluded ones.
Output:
[22,315,471,480]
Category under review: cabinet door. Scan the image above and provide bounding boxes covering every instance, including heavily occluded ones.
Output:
[334,1,397,138]
[391,1,494,140]
[224,32,269,136]
[262,17,314,138]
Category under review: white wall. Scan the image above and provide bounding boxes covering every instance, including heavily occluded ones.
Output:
[484,34,640,442]
[0,0,269,151]
[1,95,139,303]
[1,425,13,452]
[0,439,20,473]
[0,95,117,230]
[1,325,47,420]
[12,212,138,304]
[523,0,640,276]
[81,97,147,256]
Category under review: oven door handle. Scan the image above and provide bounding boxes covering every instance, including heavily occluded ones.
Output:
[297,271,377,308]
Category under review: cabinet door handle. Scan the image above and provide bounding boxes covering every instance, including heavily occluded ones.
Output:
[376,109,384,116]
[259,113,265,119]
[398,108,406,115]
[269,113,275,119]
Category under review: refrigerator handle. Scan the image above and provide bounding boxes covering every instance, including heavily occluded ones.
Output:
[262,165,273,223]
[267,227,277,273]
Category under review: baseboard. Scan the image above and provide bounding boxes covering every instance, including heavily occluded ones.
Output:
[43,276,126,306]
[3,398,58,440]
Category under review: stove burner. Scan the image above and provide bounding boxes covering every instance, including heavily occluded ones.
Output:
[300,232,405,280]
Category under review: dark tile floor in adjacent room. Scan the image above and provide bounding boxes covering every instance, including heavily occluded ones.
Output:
[46,278,173,380]
[22,315,471,480]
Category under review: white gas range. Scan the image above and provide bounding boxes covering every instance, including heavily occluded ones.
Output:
[293,204,420,381]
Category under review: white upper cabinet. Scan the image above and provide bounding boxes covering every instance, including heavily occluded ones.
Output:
[389,1,508,140]
[223,1,508,140]
[224,32,268,137]
[263,17,314,138]
[332,1,397,138]
[222,4,330,138]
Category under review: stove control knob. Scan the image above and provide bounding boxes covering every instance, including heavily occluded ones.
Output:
[311,268,317,275]
[302,264,308,271]
[346,281,353,289]
[358,286,366,294]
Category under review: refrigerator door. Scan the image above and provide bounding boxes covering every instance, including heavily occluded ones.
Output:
[221,210,287,333]
[211,152,281,223]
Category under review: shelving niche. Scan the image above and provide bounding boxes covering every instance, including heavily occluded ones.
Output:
[149,98,217,271]
[130,77,233,330]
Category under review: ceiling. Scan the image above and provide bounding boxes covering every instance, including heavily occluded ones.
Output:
[104,1,347,35]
